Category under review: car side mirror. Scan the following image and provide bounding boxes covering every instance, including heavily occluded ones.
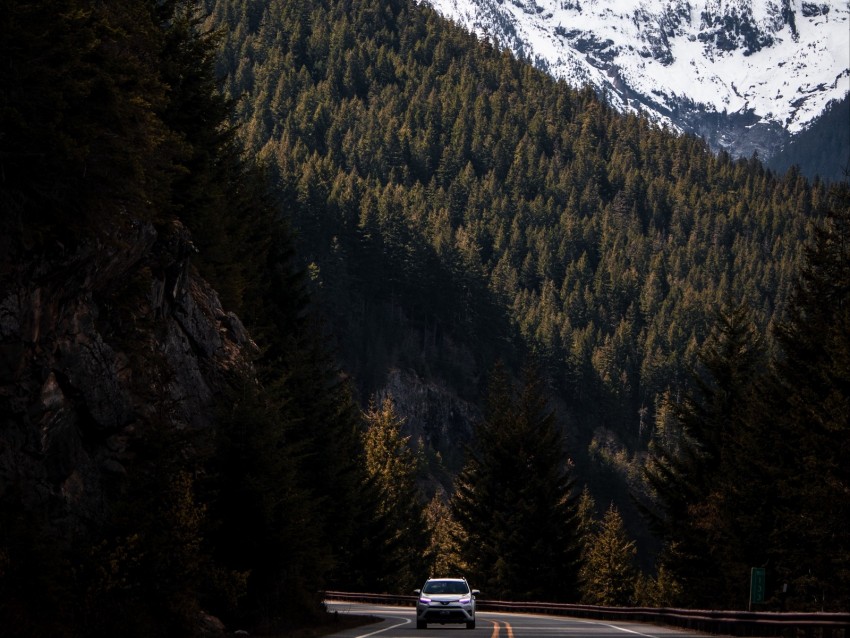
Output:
[413,589,421,595]
[471,589,480,596]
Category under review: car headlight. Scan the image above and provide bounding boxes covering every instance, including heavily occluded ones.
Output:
[459,597,471,604]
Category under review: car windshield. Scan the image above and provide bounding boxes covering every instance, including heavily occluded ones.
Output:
[423,580,470,595]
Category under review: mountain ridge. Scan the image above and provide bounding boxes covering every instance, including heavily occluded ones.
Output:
[426,0,850,162]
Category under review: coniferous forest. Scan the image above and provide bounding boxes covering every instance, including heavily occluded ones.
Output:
[1,0,848,635]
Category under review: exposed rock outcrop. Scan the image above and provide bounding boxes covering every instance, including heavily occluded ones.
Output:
[0,218,255,538]
[377,368,481,491]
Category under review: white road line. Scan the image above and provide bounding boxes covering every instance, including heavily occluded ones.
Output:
[352,617,411,638]
[577,618,659,638]
[491,613,662,638]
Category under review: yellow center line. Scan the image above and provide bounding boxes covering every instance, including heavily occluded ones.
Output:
[489,620,514,638]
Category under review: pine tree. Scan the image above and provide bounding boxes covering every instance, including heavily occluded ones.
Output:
[206,377,319,628]
[1,0,174,237]
[452,363,581,601]
[450,364,511,595]
[425,493,466,577]
[767,184,850,611]
[634,563,683,607]
[237,202,371,605]
[642,304,768,608]
[576,485,597,565]
[361,395,430,592]
[579,504,638,606]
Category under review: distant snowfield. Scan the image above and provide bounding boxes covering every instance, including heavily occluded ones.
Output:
[427,0,850,133]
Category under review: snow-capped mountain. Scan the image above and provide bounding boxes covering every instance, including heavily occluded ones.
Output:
[426,0,850,159]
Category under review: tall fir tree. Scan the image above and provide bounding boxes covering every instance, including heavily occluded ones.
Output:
[361,395,430,592]
[767,183,850,611]
[579,504,638,606]
[642,304,768,608]
[425,493,466,577]
[206,376,320,629]
[576,485,597,572]
[452,363,581,601]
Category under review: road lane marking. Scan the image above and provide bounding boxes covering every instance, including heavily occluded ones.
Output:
[571,617,659,638]
[601,623,657,638]
[489,620,514,637]
[352,617,410,638]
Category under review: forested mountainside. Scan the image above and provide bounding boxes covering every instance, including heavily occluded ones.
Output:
[2,0,849,635]
[200,0,850,610]
[204,0,823,501]
[203,0,849,609]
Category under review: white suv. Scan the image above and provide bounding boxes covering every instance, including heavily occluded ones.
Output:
[414,577,479,629]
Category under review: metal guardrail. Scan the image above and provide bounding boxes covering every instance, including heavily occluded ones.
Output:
[323,591,850,637]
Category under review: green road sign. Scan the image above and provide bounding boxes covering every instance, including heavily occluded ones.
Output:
[750,567,766,607]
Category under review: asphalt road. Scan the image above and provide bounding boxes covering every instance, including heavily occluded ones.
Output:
[324,601,730,638]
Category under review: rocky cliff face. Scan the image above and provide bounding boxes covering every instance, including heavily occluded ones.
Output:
[378,368,481,492]
[0,218,255,539]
